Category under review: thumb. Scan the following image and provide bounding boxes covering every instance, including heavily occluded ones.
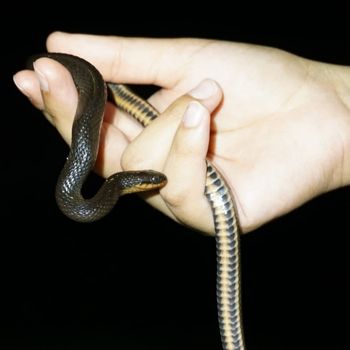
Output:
[161,101,215,234]
[122,79,222,235]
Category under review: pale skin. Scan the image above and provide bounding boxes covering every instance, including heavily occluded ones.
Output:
[13,32,350,234]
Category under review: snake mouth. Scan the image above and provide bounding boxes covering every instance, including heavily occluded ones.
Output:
[138,170,167,190]
[120,170,167,195]
[135,179,167,191]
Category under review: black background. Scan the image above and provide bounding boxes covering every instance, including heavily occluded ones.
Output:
[1,12,349,350]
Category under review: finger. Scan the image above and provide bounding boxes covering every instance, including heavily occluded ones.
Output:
[36,57,137,176]
[161,101,214,235]
[46,31,208,87]
[22,58,132,177]
[122,80,222,171]
[30,57,78,144]
[122,80,222,231]
[13,70,44,110]
[147,78,223,116]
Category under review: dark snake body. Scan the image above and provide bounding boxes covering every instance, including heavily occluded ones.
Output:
[28,53,245,349]
[28,53,166,222]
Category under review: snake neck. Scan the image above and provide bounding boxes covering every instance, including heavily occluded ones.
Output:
[55,167,121,223]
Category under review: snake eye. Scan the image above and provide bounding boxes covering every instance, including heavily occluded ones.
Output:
[135,170,167,189]
[149,171,167,184]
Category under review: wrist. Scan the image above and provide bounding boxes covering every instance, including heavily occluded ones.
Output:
[328,64,350,187]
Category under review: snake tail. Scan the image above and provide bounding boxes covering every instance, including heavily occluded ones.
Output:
[205,160,245,350]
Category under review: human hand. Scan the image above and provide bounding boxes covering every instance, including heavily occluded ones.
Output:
[13,32,350,233]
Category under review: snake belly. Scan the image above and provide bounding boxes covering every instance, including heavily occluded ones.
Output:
[29,53,245,349]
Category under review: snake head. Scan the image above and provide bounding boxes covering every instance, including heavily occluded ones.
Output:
[117,170,167,195]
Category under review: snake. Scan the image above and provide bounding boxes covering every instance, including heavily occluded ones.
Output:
[28,53,246,350]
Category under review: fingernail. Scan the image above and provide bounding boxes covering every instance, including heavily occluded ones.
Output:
[189,79,217,99]
[33,62,49,92]
[13,75,30,98]
[183,101,205,128]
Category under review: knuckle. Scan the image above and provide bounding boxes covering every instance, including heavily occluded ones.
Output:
[110,39,124,79]
[173,141,195,158]
[121,148,138,171]
[161,185,189,209]
[121,146,150,171]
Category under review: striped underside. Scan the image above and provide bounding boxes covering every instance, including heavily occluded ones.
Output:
[205,161,245,350]
[108,84,158,127]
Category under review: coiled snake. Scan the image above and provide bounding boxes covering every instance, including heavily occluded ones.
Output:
[28,53,246,350]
